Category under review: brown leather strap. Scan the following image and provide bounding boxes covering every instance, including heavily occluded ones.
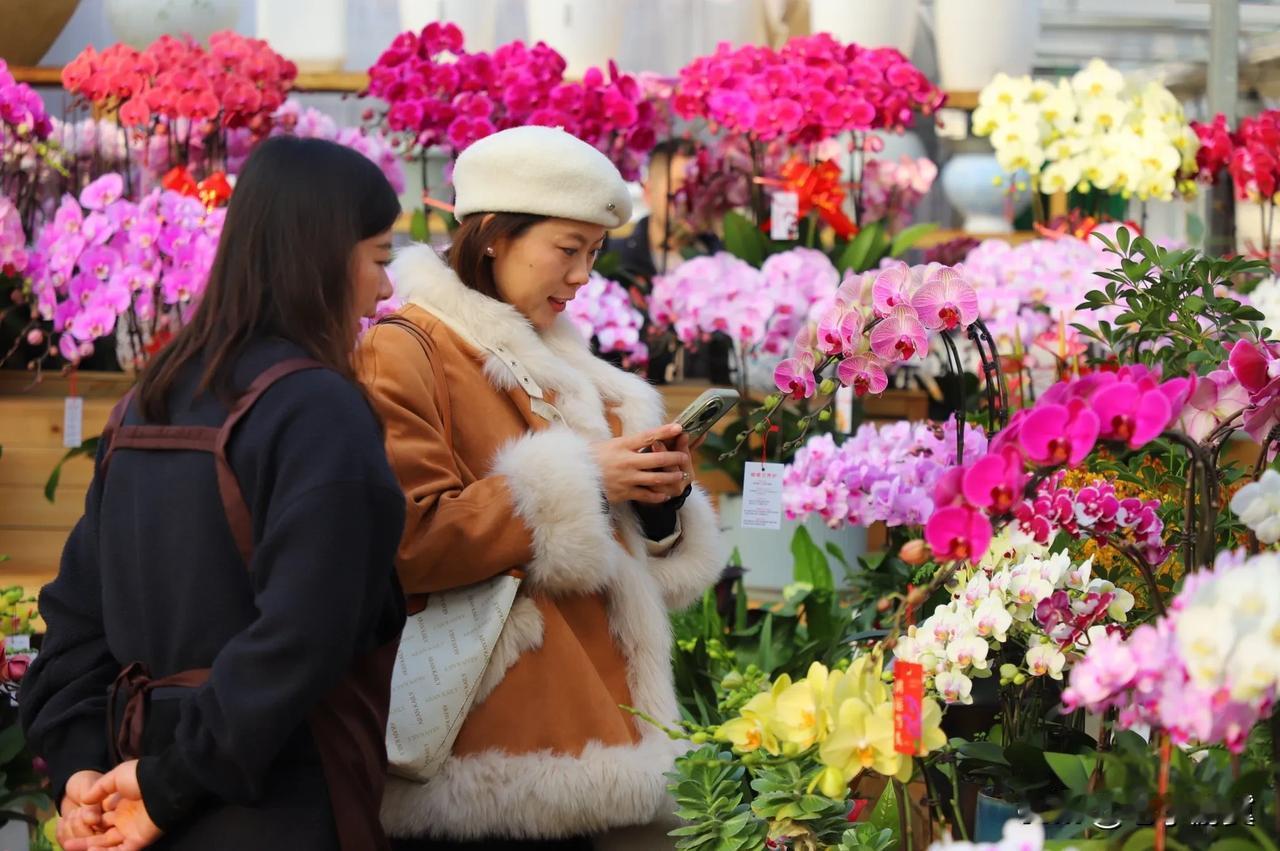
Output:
[100,388,139,473]
[108,661,212,762]
[110,426,222,454]
[377,316,454,453]
[214,358,324,564]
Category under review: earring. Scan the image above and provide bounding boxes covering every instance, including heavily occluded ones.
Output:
[485,246,495,257]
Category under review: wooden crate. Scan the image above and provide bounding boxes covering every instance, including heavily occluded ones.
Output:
[0,372,131,592]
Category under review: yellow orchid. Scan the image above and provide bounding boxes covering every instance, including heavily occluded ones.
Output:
[773,662,835,749]
[717,673,791,754]
[818,697,906,785]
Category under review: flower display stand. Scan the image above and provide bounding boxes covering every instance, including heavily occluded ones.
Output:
[0,371,130,593]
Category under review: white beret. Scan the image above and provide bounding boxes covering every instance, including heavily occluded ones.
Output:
[451,126,633,229]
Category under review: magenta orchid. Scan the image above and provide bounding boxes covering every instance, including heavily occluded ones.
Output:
[961,446,1026,514]
[367,25,661,178]
[674,34,943,146]
[1017,403,1100,467]
[926,505,993,565]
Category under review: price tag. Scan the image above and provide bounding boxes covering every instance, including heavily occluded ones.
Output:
[740,462,784,529]
[893,659,924,755]
[770,191,800,241]
[835,384,854,434]
[64,396,84,449]
[5,634,30,653]
[936,107,969,141]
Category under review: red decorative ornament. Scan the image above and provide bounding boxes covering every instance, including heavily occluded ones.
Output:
[197,172,232,209]
[161,166,198,197]
[757,158,857,239]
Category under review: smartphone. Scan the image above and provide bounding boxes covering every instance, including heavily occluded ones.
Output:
[639,388,740,454]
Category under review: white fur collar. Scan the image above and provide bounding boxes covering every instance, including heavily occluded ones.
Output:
[392,244,664,440]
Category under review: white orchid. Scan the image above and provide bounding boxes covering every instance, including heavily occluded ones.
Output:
[947,634,992,671]
[973,58,1196,199]
[1025,644,1067,680]
[1230,469,1280,544]
[935,670,974,705]
[973,594,1014,642]
[1072,58,1126,99]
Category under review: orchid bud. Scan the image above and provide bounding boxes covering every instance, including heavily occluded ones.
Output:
[818,410,832,422]
[25,329,43,346]
[764,393,781,408]
[899,539,929,565]
[818,378,837,396]
[1013,673,1027,685]
[876,596,892,613]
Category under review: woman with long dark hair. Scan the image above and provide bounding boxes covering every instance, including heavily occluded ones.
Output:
[21,136,407,850]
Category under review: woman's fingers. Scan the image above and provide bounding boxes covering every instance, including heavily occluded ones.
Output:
[636,470,685,488]
[627,450,687,471]
[625,424,682,450]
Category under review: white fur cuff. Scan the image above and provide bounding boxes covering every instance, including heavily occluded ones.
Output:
[645,487,726,611]
[492,427,618,595]
[380,735,683,840]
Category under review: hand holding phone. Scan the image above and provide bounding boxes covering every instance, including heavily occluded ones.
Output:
[640,388,741,453]
[591,425,690,504]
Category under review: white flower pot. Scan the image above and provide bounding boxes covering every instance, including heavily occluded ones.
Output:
[933,0,1040,91]
[525,0,623,79]
[718,495,867,592]
[257,0,347,72]
[810,0,919,53]
[940,152,1028,234]
[0,820,29,851]
[397,0,497,51]
[104,0,237,48]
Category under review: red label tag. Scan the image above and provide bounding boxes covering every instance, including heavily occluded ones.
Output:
[893,660,924,755]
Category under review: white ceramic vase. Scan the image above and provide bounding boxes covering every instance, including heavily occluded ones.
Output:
[717,495,867,592]
[933,0,1040,91]
[525,0,624,79]
[397,0,497,51]
[940,152,1029,234]
[810,0,919,53]
[257,0,347,72]
[104,0,237,48]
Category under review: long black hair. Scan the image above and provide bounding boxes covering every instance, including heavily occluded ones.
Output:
[138,136,401,420]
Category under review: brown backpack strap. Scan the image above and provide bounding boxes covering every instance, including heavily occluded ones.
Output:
[376,315,454,452]
[100,387,139,473]
[214,358,325,564]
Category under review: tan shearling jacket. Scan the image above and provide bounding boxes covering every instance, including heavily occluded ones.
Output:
[356,244,724,840]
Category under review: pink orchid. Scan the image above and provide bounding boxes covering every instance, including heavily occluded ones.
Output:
[926,504,993,564]
[1018,401,1100,467]
[836,353,888,397]
[79,174,125,211]
[1092,381,1174,449]
[961,446,1026,514]
[910,266,979,331]
[775,356,817,400]
[871,264,912,316]
[869,304,927,361]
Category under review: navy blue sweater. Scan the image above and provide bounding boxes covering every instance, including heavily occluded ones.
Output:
[20,340,406,833]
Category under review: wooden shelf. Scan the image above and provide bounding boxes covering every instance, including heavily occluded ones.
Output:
[943,90,979,110]
[9,65,370,94]
[914,228,1039,249]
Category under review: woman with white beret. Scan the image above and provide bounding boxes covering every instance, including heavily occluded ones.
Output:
[358,126,725,849]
